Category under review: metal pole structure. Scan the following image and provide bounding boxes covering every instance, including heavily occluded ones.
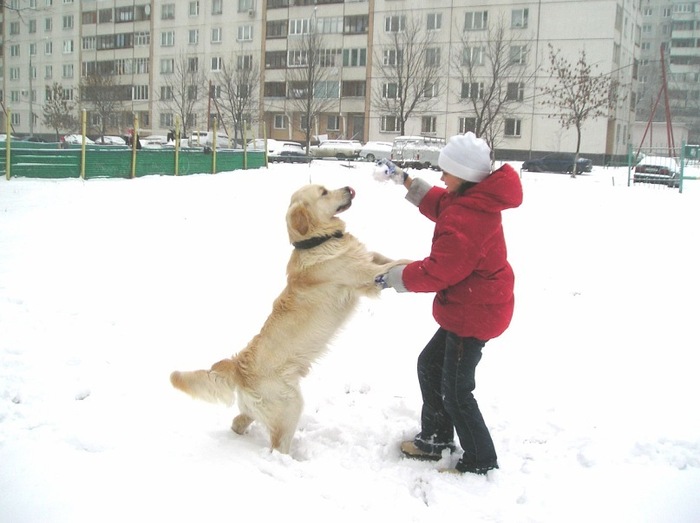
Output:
[131,114,139,179]
[5,111,11,180]
[80,110,87,179]
[29,55,34,137]
[174,115,180,176]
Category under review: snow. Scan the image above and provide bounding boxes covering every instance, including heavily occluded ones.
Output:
[1,160,699,523]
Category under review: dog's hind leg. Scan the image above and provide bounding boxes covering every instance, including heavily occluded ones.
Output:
[232,413,254,435]
[268,389,304,454]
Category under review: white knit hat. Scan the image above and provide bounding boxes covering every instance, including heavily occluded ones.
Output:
[438,132,492,183]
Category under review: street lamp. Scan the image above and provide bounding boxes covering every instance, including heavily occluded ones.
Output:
[28,53,34,137]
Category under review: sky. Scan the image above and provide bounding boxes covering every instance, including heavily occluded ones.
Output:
[1,159,699,523]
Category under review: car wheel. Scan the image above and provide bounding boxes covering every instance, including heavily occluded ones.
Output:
[365,154,375,162]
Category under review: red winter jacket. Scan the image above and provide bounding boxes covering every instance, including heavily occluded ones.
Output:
[402,163,523,340]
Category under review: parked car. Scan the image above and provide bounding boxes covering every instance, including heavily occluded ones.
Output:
[521,153,593,174]
[359,141,393,162]
[633,156,681,188]
[188,130,232,148]
[62,134,95,145]
[93,135,127,146]
[247,138,304,156]
[390,135,446,169]
[269,143,312,164]
[309,140,363,159]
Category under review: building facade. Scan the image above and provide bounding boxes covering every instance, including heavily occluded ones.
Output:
[1,0,641,160]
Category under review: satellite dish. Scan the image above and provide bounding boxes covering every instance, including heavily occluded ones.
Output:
[144,4,151,15]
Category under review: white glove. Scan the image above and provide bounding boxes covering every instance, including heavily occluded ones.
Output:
[373,158,406,184]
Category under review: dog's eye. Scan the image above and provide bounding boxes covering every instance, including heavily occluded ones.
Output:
[321,189,328,196]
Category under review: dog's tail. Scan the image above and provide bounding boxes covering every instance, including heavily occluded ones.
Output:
[170,358,238,406]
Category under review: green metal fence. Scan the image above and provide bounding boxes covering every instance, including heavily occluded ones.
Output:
[0,142,266,180]
[627,142,699,194]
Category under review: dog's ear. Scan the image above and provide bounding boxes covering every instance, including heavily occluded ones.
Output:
[288,203,312,237]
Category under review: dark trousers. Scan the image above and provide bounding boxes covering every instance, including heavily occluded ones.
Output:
[415,328,498,472]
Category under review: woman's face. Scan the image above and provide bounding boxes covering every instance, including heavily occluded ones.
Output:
[441,172,463,193]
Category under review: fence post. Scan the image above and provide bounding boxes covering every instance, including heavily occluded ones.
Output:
[211,118,218,174]
[131,114,139,179]
[80,110,87,179]
[174,115,180,176]
[680,140,685,194]
[5,111,11,180]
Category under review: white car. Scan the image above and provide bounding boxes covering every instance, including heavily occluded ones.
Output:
[63,134,95,145]
[247,138,304,156]
[94,135,127,146]
[359,141,393,162]
[309,140,363,159]
[188,130,232,148]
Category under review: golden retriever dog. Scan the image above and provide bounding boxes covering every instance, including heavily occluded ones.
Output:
[170,184,405,454]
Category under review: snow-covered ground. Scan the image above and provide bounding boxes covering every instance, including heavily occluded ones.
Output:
[1,160,698,522]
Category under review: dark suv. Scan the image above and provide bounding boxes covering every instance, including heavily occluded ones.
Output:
[522,153,593,174]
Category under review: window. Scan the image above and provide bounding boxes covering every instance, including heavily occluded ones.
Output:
[237,54,253,70]
[45,41,53,55]
[342,81,366,97]
[506,82,524,101]
[344,15,368,34]
[427,13,442,31]
[99,9,113,23]
[319,49,341,67]
[264,82,286,97]
[273,114,288,129]
[465,11,488,31]
[385,15,406,33]
[160,113,174,128]
[315,81,339,99]
[300,115,312,132]
[160,86,173,100]
[316,16,343,34]
[211,56,223,71]
[45,65,53,79]
[381,115,400,132]
[188,57,198,72]
[63,39,74,53]
[238,0,254,11]
[10,21,20,35]
[382,83,399,99]
[511,8,528,29]
[162,4,175,20]
[327,115,340,131]
[188,30,199,45]
[212,0,223,15]
[10,45,20,58]
[423,82,438,98]
[29,20,37,34]
[504,118,522,137]
[383,49,403,66]
[160,58,175,74]
[343,48,366,67]
[267,20,287,39]
[459,117,476,134]
[461,82,484,100]
[62,64,74,78]
[45,18,53,31]
[211,28,222,43]
[426,48,440,66]
[422,116,437,134]
[133,85,148,101]
[288,50,308,67]
[161,31,175,47]
[135,32,150,47]
[11,113,21,126]
[463,46,484,66]
[189,1,199,16]
[9,67,20,81]
[289,19,311,35]
[63,15,74,29]
[187,85,198,100]
[237,25,253,41]
[510,45,527,65]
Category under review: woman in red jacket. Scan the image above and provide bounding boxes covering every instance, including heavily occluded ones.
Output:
[376,132,523,475]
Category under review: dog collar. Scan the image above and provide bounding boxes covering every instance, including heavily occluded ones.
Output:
[293,231,343,250]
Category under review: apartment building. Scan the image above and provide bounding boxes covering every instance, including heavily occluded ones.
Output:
[637,0,700,142]
[1,0,640,160]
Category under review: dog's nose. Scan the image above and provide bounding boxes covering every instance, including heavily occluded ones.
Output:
[347,186,355,199]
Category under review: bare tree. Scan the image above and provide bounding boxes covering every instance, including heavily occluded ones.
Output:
[285,25,337,151]
[453,15,536,151]
[158,52,208,138]
[215,51,261,146]
[540,43,624,176]
[372,14,444,136]
[79,72,128,139]
[42,82,78,141]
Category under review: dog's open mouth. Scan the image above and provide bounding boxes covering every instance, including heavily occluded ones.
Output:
[336,186,355,213]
